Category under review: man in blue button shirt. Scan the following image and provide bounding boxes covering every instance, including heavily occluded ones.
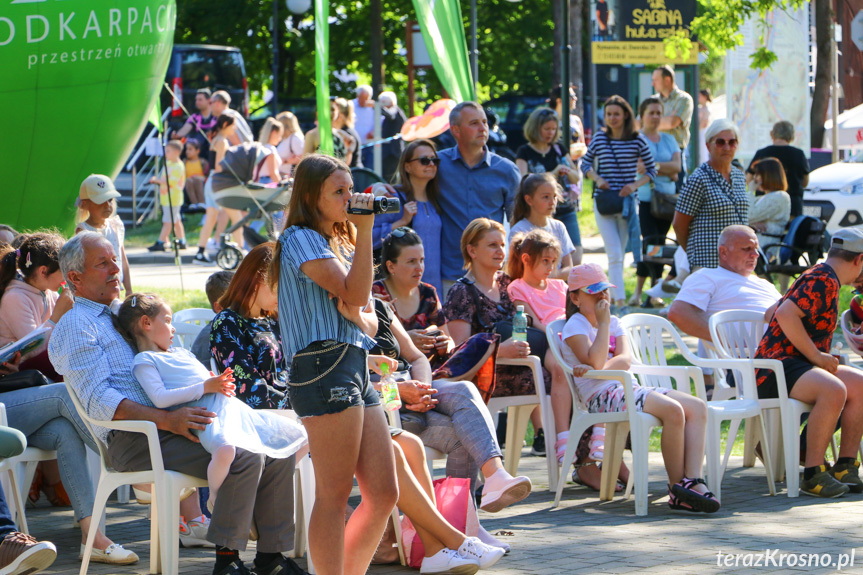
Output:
[437,102,521,294]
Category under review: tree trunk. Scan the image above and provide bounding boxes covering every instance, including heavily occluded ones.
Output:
[572,0,585,118]
[370,0,384,96]
[553,0,562,87]
[811,0,833,148]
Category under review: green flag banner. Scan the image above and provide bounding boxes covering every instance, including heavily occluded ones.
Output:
[314,0,333,156]
[0,0,176,233]
[411,0,475,102]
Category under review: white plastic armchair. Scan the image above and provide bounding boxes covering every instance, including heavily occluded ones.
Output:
[172,308,216,350]
[546,319,661,516]
[709,309,852,498]
[490,356,557,490]
[63,380,208,575]
[620,313,776,502]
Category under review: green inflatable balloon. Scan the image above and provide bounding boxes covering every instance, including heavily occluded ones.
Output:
[1,0,176,233]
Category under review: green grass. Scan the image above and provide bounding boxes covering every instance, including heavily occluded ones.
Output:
[125,215,204,249]
[577,179,598,238]
[136,285,209,311]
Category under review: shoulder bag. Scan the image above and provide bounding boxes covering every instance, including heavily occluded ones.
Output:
[650,182,679,220]
[592,137,625,216]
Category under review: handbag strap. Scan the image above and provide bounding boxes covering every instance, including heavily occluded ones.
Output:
[593,133,624,196]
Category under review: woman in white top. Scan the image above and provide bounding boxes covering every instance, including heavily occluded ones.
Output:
[256,117,284,184]
[748,157,791,253]
[275,111,305,177]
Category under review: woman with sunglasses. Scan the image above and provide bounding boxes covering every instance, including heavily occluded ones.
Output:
[516,107,583,265]
[673,120,749,271]
[373,139,444,294]
[373,228,453,363]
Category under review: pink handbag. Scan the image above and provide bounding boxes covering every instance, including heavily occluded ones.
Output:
[401,477,479,568]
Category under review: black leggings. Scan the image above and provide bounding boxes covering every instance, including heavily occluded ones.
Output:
[637,200,673,282]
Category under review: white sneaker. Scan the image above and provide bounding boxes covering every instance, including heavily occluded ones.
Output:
[480,475,532,513]
[457,537,505,569]
[419,548,478,575]
[206,238,219,253]
[179,515,214,548]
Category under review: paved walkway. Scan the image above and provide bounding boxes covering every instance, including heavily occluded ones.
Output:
[32,450,862,575]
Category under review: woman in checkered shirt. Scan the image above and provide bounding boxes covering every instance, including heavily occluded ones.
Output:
[673,120,749,270]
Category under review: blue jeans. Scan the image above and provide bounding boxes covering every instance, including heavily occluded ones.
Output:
[1,383,97,521]
[554,206,582,247]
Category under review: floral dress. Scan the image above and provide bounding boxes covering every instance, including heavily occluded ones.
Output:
[442,272,551,397]
[209,309,289,409]
[372,280,446,331]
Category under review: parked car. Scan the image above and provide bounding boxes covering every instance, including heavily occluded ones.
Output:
[163,44,249,132]
[802,162,863,233]
[484,95,548,152]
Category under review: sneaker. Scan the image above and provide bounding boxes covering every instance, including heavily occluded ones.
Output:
[457,537,505,569]
[831,460,863,493]
[214,560,251,575]
[801,465,850,498]
[177,239,188,250]
[252,554,308,575]
[193,251,214,265]
[530,429,546,456]
[207,238,220,253]
[147,241,166,252]
[419,548,478,575]
[79,543,139,565]
[0,532,56,575]
[179,515,214,548]
[480,475,532,513]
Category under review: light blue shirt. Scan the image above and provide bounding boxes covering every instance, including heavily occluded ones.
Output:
[277,226,376,360]
[436,146,520,281]
[48,297,152,442]
[637,132,678,202]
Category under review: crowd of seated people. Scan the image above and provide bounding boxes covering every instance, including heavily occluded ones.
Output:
[3,97,863,575]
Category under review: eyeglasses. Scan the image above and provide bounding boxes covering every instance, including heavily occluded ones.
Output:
[539,109,558,118]
[712,138,739,148]
[407,156,441,166]
[391,227,415,238]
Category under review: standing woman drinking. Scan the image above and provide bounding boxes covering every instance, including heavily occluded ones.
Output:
[516,108,584,265]
[581,95,656,309]
[270,154,398,575]
[631,97,681,306]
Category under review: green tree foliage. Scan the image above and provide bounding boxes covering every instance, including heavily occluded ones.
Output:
[176,0,559,110]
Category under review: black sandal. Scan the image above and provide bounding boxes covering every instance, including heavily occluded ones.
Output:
[670,477,720,513]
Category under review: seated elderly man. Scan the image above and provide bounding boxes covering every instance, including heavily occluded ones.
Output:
[48,232,306,575]
[668,225,782,343]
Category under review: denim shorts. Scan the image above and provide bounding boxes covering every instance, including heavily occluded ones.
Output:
[288,341,380,418]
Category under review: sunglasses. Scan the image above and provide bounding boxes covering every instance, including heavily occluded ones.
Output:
[712,138,739,148]
[407,156,441,166]
[390,226,416,238]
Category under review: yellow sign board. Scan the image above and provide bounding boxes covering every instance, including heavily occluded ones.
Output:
[591,41,698,64]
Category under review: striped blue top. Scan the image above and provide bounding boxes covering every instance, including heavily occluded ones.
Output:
[277,226,376,360]
[581,130,657,192]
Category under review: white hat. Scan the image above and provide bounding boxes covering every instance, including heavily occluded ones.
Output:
[79,174,120,205]
[831,228,863,254]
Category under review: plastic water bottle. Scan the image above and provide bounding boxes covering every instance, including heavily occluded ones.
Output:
[379,363,402,412]
[513,305,528,342]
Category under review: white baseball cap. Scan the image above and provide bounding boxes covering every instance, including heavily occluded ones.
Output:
[79,174,121,205]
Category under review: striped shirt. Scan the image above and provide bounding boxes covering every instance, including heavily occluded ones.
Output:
[48,297,154,442]
[581,131,656,193]
[277,226,376,360]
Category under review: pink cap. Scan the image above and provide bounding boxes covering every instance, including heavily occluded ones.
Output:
[567,263,616,294]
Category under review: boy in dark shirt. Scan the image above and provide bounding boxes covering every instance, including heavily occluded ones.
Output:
[756,228,863,497]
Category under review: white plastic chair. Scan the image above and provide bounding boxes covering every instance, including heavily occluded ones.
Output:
[172,308,215,351]
[0,403,57,535]
[620,314,776,502]
[64,381,208,575]
[709,310,855,498]
[546,319,661,515]
[489,356,558,491]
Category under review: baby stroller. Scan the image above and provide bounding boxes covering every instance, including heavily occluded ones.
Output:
[211,142,292,270]
[755,215,827,282]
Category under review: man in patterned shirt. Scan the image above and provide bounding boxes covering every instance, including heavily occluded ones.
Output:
[49,232,306,575]
[755,228,863,498]
[652,65,694,189]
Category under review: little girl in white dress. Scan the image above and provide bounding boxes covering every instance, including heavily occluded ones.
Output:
[116,293,306,511]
